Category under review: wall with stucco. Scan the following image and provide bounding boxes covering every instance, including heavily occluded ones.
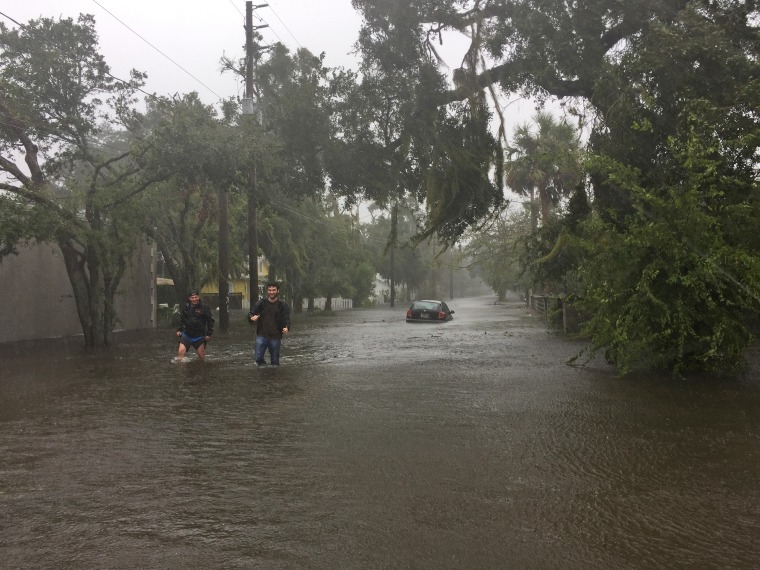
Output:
[0,241,156,343]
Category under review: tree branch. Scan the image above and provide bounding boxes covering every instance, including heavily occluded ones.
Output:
[0,154,32,186]
[0,91,45,185]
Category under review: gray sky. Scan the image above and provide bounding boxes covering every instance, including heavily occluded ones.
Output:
[9,1,368,105]
[8,1,538,124]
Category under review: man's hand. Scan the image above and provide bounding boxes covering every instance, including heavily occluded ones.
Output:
[176,331,181,337]
[250,314,259,322]
[282,327,289,334]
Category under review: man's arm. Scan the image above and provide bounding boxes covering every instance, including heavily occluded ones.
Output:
[248,299,263,322]
[177,303,188,333]
[281,301,291,331]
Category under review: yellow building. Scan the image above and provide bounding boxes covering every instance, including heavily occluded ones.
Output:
[161,256,270,311]
[200,256,269,310]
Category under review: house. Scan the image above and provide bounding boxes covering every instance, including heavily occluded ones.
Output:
[157,256,270,311]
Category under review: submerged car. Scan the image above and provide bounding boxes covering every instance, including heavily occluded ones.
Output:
[406,300,454,323]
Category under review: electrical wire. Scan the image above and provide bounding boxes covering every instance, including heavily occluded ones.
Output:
[0,11,22,27]
[227,0,244,18]
[90,0,225,101]
[266,4,303,49]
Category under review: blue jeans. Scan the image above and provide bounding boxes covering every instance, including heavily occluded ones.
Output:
[255,335,282,366]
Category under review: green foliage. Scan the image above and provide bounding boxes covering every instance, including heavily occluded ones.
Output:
[363,201,427,295]
[465,209,528,301]
[304,211,370,301]
[424,101,504,244]
[135,94,245,302]
[507,111,583,230]
[255,46,334,200]
[354,0,760,375]
[347,260,377,306]
[578,128,760,375]
[0,15,153,347]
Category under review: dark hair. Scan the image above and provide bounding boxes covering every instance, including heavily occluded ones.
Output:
[266,282,279,290]
[188,291,200,297]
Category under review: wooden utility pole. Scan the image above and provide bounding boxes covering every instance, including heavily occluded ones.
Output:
[389,201,397,308]
[218,187,230,331]
[245,1,259,307]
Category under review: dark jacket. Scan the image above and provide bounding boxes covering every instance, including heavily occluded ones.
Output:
[177,301,215,338]
[248,298,291,338]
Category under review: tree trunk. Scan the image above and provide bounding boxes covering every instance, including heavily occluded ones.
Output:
[290,272,303,313]
[530,187,538,231]
[103,249,126,347]
[58,238,96,347]
[58,237,113,348]
[539,186,551,225]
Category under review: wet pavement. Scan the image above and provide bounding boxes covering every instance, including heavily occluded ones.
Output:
[1,296,759,569]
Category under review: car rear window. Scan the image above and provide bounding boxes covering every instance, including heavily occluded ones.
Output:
[413,301,440,311]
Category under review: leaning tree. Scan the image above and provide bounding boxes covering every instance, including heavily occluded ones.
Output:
[0,15,165,347]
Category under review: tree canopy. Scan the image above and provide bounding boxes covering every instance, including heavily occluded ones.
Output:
[351,0,760,374]
[0,15,160,347]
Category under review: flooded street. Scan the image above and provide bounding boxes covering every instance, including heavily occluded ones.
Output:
[1,296,759,569]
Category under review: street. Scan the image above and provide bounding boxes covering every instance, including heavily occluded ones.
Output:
[1,296,759,568]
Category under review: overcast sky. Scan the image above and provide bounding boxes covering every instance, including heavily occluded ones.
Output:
[8,1,373,105]
[7,1,543,125]
[7,1,476,107]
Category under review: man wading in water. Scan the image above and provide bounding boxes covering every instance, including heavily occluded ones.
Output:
[248,282,290,367]
[176,291,215,361]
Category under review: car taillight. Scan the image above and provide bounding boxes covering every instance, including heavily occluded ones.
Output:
[407,309,412,317]
[438,311,446,319]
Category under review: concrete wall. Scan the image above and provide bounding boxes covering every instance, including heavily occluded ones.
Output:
[0,241,156,343]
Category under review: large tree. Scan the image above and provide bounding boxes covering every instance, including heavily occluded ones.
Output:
[0,15,161,347]
[352,0,760,374]
[136,93,244,304]
[223,43,341,299]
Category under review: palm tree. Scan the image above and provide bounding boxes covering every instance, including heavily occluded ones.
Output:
[506,112,583,230]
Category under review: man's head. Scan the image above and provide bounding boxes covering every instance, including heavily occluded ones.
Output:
[266,282,279,300]
[188,291,200,304]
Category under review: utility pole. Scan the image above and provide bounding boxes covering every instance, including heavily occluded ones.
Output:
[389,201,397,308]
[218,186,230,331]
[244,2,268,307]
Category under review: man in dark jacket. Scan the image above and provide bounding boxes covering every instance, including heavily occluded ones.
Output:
[176,291,215,360]
[248,282,290,366]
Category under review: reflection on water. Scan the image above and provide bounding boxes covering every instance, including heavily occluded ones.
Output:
[1,300,759,569]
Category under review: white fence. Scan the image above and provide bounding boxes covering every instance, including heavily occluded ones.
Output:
[302,297,353,311]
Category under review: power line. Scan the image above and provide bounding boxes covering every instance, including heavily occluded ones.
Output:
[90,0,225,101]
[0,11,22,27]
[1,11,160,103]
[227,0,244,18]
[266,4,302,49]
[105,71,159,100]
[252,11,286,46]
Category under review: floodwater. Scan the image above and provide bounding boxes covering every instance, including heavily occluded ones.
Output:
[1,297,759,569]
